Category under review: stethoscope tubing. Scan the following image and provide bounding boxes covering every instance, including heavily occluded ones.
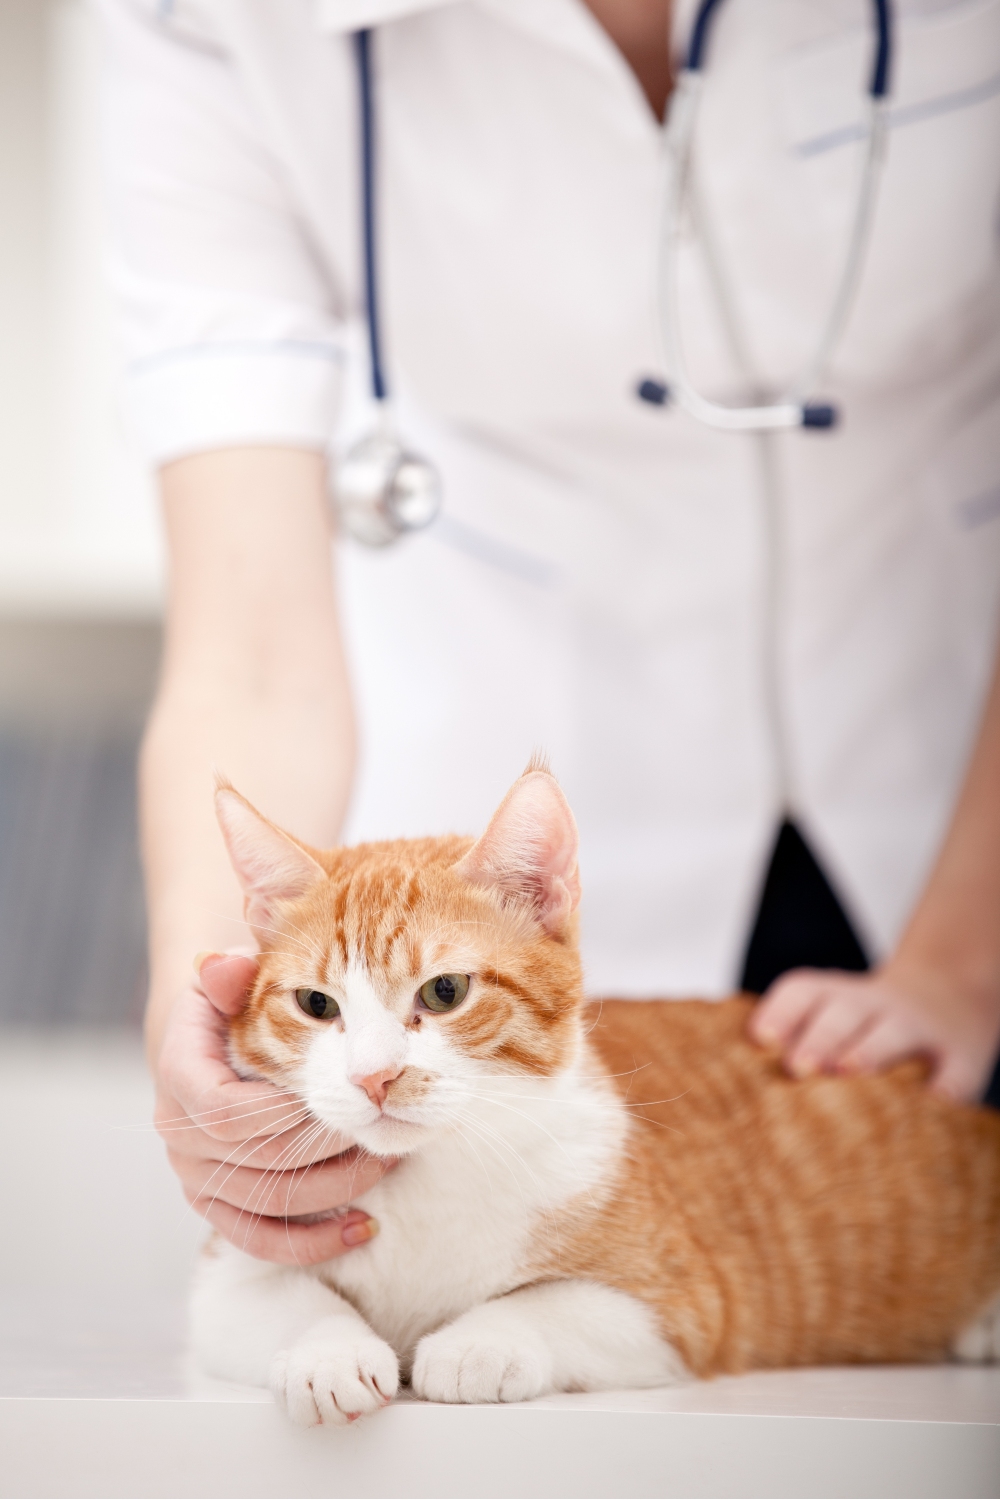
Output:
[335,29,444,546]
[355,28,388,406]
[651,0,894,432]
[340,1,896,545]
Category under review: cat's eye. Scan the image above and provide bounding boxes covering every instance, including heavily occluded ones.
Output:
[418,974,470,1013]
[295,988,340,1021]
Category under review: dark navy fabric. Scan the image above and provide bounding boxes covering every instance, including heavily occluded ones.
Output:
[740,819,869,993]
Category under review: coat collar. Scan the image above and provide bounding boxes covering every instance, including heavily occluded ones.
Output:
[315,0,461,31]
[316,0,632,96]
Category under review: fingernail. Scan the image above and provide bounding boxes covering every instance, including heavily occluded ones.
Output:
[342,1216,379,1247]
[194,951,222,975]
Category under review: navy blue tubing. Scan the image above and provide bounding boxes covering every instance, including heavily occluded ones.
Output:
[870,0,892,99]
[687,0,893,98]
[685,0,726,72]
[355,29,388,402]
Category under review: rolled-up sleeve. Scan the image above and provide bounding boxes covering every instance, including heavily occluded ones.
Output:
[98,0,345,464]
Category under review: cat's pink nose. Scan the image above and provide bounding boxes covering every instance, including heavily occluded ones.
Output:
[351,1065,403,1109]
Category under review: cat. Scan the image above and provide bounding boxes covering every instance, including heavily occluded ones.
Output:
[191,764,1000,1426]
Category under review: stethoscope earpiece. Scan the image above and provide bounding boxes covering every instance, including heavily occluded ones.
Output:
[801,403,839,430]
[636,378,671,407]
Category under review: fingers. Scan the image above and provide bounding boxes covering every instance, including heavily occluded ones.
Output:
[749,970,829,1050]
[194,1197,381,1266]
[196,952,260,1017]
[838,1005,993,1103]
[752,970,943,1086]
[158,1069,300,1143]
[157,986,295,1140]
[159,1104,352,1169]
[154,1075,301,1143]
[783,988,880,1078]
[838,1013,933,1080]
[750,970,885,1078]
[156,1077,357,1166]
[753,964,995,1103]
[174,1146,393,1218]
[164,1115,355,1171]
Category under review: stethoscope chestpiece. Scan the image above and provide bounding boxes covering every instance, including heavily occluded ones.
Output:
[334,428,443,547]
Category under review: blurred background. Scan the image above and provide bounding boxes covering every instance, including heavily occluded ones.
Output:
[0,1,200,1387]
[0,0,164,1031]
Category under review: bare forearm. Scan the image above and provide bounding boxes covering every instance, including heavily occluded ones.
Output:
[142,447,355,1060]
[142,687,352,1051]
[891,642,1000,1013]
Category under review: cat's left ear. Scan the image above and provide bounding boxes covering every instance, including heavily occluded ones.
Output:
[215,783,326,938]
[453,770,581,937]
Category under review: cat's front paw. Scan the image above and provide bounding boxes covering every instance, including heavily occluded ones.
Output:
[412,1321,552,1404]
[270,1319,399,1427]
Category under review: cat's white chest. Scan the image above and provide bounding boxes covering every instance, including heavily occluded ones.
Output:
[320,1082,623,1360]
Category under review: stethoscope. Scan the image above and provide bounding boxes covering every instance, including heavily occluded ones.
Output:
[335,29,444,547]
[335,0,894,545]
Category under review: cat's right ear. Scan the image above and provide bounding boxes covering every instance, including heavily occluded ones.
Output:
[215,784,326,938]
[453,769,581,938]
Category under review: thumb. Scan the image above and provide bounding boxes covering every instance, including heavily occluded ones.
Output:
[194,952,259,1018]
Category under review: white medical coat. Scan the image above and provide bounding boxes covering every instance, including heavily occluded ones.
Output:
[99,0,1000,995]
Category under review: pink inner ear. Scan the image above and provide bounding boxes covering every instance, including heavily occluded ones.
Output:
[215,787,326,936]
[454,772,581,935]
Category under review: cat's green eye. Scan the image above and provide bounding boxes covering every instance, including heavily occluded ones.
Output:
[418,974,470,1013]
[295,988,340,1021]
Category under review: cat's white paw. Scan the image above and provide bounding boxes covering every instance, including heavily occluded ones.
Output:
[952,1295,1000,1364]
[412,1322,552,1404]
[270,1321,399,1427]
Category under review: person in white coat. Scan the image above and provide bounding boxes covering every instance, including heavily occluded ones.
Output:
[99,0,1000,1262]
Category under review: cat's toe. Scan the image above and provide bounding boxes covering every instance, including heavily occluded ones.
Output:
[413,1329,549,1404]
[270,1333,399,1427]
[952,1295,1000,1364]
[270,1348,319,1427]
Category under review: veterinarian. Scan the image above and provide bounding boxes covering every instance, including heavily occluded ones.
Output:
[99,0,1000,1262]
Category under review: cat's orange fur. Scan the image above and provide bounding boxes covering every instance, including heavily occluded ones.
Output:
[225,775,1000,1380]
[539,998,1000,1374]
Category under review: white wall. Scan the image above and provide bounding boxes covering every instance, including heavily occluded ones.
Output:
[0,0,163,616]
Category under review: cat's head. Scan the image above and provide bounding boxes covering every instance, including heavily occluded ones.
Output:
[218,765,584,1157]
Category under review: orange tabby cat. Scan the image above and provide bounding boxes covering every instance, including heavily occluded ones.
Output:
[192,765,1000,1425]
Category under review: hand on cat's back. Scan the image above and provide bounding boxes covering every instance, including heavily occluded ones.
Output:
[154,953,389,1263]
[750,963,1000,1102]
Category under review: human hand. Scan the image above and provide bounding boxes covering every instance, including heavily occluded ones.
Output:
[155,952,392,1263]
[748,961,1000,1102]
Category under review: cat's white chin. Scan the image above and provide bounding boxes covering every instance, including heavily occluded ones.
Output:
[353,1114,430,1156]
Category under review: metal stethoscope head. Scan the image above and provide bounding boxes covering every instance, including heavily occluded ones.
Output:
[638,0,893,433]
[336,416,442,548]
[333,29,442,547]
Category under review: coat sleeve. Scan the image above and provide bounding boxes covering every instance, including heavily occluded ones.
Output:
[96,0,347,463]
